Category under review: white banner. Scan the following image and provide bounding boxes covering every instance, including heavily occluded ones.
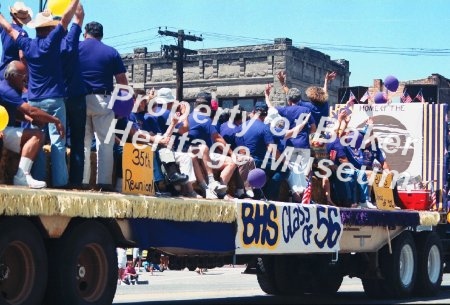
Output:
[235,201,342,254]
[346,103,424,178]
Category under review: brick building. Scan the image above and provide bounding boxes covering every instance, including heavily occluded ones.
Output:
[121,38,350,110]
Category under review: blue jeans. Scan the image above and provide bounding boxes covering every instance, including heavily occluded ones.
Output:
[332,168,369,205]
[255,159,289,201]
[65,95,86,185]
[29,98,68,187]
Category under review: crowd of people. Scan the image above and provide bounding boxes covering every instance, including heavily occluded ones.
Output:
[0,1,391,208]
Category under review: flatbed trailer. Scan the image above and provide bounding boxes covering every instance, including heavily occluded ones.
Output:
[0,186,447,305]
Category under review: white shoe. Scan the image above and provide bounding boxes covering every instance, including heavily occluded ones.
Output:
[359,201,377,209]
[245,189,255,198]
[205,189,218,199]
[208,181,227,193]
[14,173,46,189]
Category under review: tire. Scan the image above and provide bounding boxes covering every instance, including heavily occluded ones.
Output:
[362,278,386,299]
[273,256,299,295]
[307,256,343,295]
[310,272,343,295]
[379,232,417,298]
[414,232,443,296]
[0,217,48,305]
[45,220,117,305]
[255,256,278,295]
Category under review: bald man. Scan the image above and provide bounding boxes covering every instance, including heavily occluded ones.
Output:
[0,60,64,188]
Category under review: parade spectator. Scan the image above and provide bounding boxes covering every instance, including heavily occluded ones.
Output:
[122,261,139,285]
[0,0,79,188]
[80,20,127,191]
[0,61,64,188]
[61,3,87,189]
[117,247,127,285]
[0,1,31,80]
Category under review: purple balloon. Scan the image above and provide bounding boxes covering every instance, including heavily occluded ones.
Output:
[112,89,134,118]
[247,168,266,189]
[384,75,399,92]
[374,92,387,104]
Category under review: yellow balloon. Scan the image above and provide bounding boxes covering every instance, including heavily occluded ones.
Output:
[47,0,71,16]
[0,106,9,131]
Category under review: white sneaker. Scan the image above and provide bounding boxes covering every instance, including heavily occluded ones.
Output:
[14,174,46,189]
[359,201,377,209]
[208,181,227,193]
[245,189,255,198]
[205,189,218,200]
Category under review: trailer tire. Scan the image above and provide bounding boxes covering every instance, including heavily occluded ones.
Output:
[414,232,443,296]
[0,217,47,305]
[255,256,278,295]
[45,220,117,305]
[310,272,343,295]
[379,231,417,298]
[362,278,384,298]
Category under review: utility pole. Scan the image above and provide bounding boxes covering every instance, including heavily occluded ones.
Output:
[39,0,47,12]
[159,28,203,101]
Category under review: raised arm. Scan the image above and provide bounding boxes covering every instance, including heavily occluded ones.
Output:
[277,71,289,94]
[0,13,20,41]
[73,3,84,27]
[264,83,275,108]
[60,0,80,30]
[323,71,337,95]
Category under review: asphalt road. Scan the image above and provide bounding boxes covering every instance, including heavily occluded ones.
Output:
[113,266,450,304]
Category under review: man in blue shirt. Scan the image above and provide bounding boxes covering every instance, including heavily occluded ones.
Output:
[0,2,31,80]
[79,20,128,190]
[235,102,287,201]
[0,60,64,188]
[220,106,256,198]
[61,3,87,188]
[0,0,79,188]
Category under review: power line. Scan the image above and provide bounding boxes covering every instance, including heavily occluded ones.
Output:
[107,26,450,57]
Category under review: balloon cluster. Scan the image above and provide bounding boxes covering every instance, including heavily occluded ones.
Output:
[0,106,9,131]
[47,0,71,16]
[373,75,399,104]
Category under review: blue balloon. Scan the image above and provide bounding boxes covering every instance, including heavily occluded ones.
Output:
[384,75,399,92]
[247,168,266,189]
[112,89,134,118]
[374,92,387,104]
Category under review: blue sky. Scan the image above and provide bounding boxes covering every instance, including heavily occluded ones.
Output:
[3,0,450,86]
